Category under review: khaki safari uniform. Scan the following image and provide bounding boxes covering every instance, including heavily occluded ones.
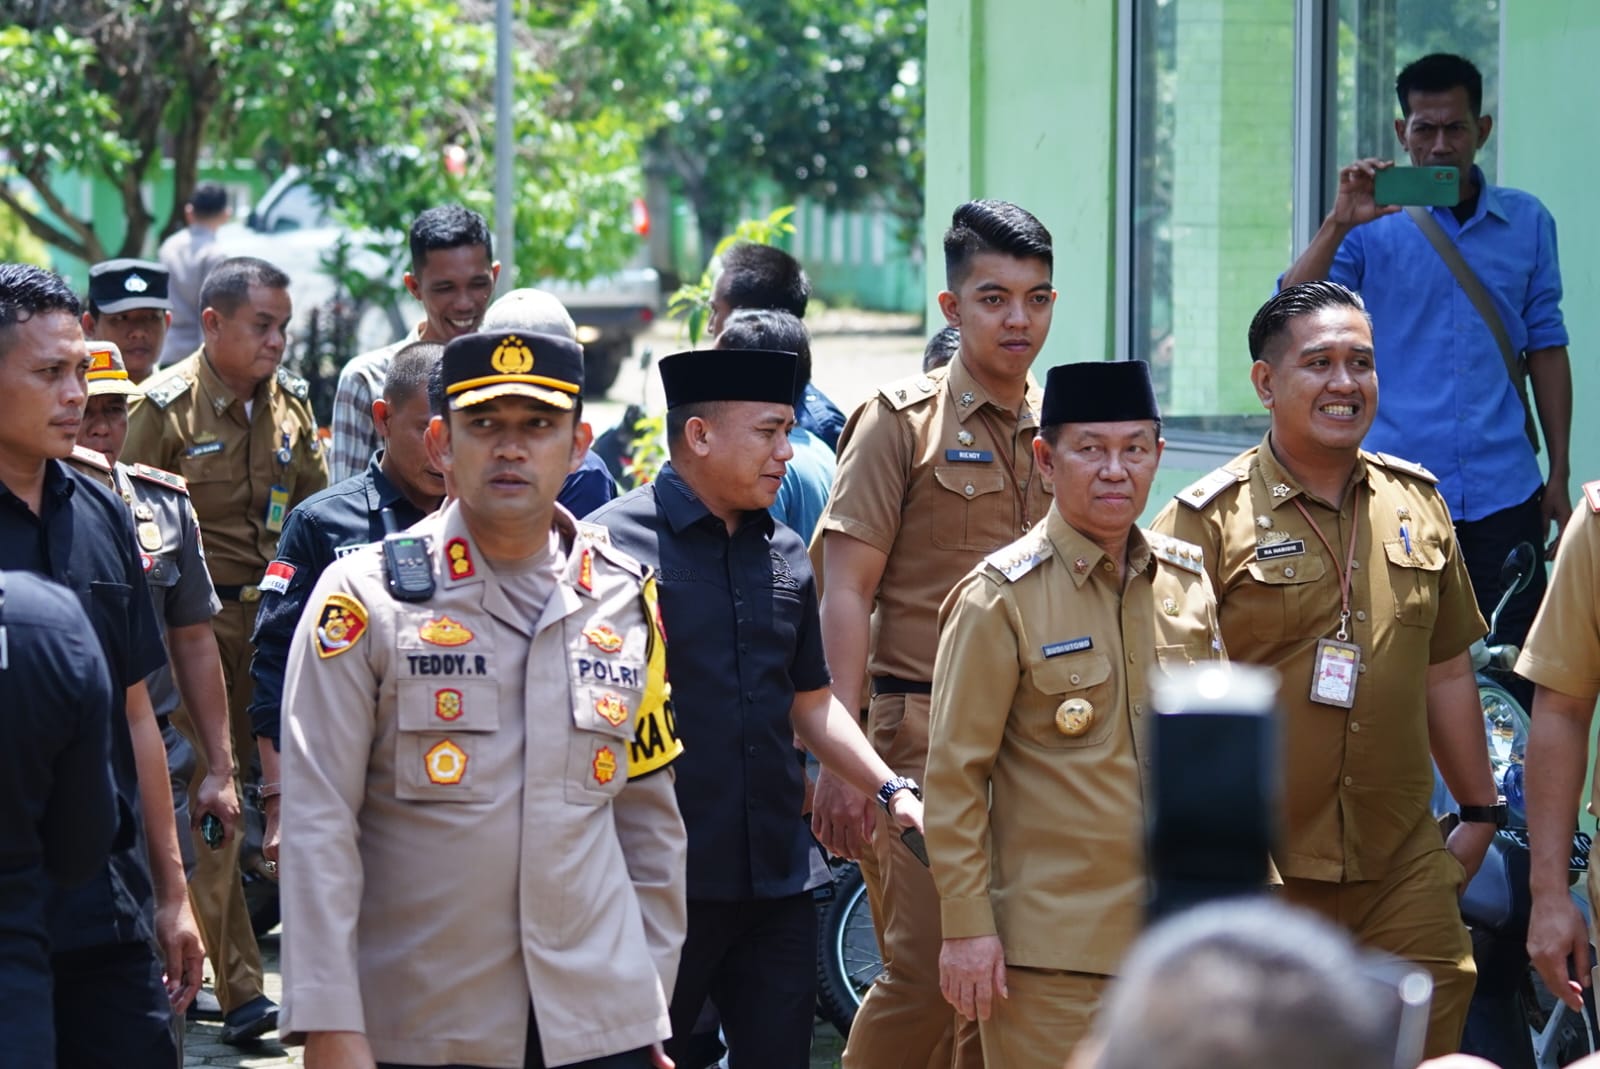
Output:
[123,349,327,1015]
[1516,480,1600,987]
[279,502,687,1068]
[817,357,1052,1068]
[1153,436,1487,1058]
[926,508,1222,1067]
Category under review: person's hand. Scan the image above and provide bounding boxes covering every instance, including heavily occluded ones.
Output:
[940,935,1007,1021]
[887,787,923,834]
[193,769,241,843]
[305,1031,378,1069]
[1446,820,1497,889]
[1541,479,1573,560]
[1330,158,1402,229]
[649,1043,675,1068]
[155,896,204,1013]
[810,768,875,860]
[262,794,281,868]
[1528,890,1593,1012]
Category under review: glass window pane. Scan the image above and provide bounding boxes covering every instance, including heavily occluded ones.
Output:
[1129,0,1295,436]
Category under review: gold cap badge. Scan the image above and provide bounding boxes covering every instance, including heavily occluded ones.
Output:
[490,335,535,375]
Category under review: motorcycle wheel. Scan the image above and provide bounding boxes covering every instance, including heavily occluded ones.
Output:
[816,861,882,1039]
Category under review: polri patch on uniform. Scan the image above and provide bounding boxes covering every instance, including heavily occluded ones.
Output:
[944,448,994,463]
[1043,636,1094,658]
[424,739,467,784]
[1254,540,1307,561]
[445,538,475,579]
[184,440,224,459]
[595,692,629,727]
[593,745,619,785]
[583,624,624,653]
[260,560,296,595]
[434,688,464,721]
[419,615,474,647]
[314,593,368,659]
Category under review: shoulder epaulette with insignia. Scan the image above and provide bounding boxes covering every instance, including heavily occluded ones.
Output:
[875,371,940,412]
[1177,465,1247,509]
[129,463,189,496]
[1584,479,1600,514]
[984,535,1053,582]
[276,367,310,401]
[1147,531,1205,575]
[1370,452,1438,484]
[142,373,192,410]
[589,536,645,579]
[576,520,612,547]
[68,444,111,472]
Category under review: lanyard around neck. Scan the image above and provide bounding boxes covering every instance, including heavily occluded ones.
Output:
[1291,485,1362,642]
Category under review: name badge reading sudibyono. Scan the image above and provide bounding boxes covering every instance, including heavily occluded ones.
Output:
[1309,637,1361,708]
[944,449,994,463]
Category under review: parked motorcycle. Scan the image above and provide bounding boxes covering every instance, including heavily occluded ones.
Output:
[1440,544,1598,1067]
[815,857,880,1037]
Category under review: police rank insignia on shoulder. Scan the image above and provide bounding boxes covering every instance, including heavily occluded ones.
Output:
[142,374,191,409]
[314,593,368,659]
[130,463,188,494]
[275,367,310,400]
[69,444,112,472]
[445,537,475,579]
[419,615,474,647]
[1177,465,1247,509]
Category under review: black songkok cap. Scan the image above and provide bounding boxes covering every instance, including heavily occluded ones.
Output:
[658,348,799,409]
[1041,361,1161,427]
[88,259,171,313]
[441,329,584,411]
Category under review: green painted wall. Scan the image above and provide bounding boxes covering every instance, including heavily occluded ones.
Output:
[924,0,1118,368]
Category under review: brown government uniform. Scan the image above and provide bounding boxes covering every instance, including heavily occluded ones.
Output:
[278,501,687,1067]
[1515,480,1600,986]
[122,348,327,1015]
[1153,436,1486,1058]
[925,507,1223,1068]
[817,357,1053,1068]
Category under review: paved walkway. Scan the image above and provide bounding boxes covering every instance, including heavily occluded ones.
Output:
[183,932,846,1068]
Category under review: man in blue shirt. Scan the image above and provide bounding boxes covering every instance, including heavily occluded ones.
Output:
[587,347,921,1069]
[1282,52,1571,662]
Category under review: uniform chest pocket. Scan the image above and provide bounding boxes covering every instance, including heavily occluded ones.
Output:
[178,449,231,486]
[393,679,498,803]
[564,689,635,807]
[1017,650,1117,749]
[1383,537,1445,628]
[930,466,1008,551]
[1242,552,1328,641]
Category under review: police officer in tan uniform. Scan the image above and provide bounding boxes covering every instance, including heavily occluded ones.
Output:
[813,199,1057,1068]
[123,255,327,1041]
[279,330,686,1069]
[1520,481,1600,1014]
[1152,281,1500,1058]
[927,360,1220,1067]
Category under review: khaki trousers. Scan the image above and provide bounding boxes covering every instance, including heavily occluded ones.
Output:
[977,967,1106,1069]
[175,596,266,1014]
[842,692,983,1069]
[1283,846,1475,1059]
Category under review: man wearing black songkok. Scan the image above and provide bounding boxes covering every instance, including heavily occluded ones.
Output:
[586,348,925,1068]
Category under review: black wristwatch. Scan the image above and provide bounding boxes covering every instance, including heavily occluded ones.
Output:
[876,776,921,814]
[1458,800,1509,828]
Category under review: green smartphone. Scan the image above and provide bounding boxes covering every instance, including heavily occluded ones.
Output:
[1373,165,1460,207]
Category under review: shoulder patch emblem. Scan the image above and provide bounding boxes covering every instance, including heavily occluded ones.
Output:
[314,593,369,658]
[1371,452,1439,484]
[424,739,467,784]
[69,444,112,471]
[419,615,474,647]
[1585,479,1600,514]
[1178,466,1247,509]
[445,537,475,579]
[1148,532,1205,575]
[130,463,188,494]
[434,688,464,721]
[143,374,192,410]
[276,367,310,400]
[584,624,625,653]
[876,371,939,411]
[259,560,296,595]
[593,745,619,785]
[595,692,629,727]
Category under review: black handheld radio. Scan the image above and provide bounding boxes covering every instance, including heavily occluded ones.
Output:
[380,508,435,602]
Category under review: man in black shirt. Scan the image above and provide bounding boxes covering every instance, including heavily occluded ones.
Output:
[587,347,922,1068]
[0,569,119,1066]
[248,339,446,861]
[0,263,203,1067]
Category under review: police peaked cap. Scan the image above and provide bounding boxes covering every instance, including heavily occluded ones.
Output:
[85,341,143,398]
[658,348,799,409]
[441,329,584,411]
[1041,360,1161,427]
[88,259,171,314]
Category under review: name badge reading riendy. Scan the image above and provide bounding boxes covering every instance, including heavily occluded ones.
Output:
[944,449,994,463]
[1310,637,1361,708]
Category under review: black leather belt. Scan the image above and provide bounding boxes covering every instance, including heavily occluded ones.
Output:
[214,584,262,603]
[871,675,932,696]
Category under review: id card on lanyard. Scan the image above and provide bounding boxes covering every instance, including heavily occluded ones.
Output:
[1294,487,1363,709]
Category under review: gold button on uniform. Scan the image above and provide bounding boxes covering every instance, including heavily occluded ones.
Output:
[1055,699,1095,737]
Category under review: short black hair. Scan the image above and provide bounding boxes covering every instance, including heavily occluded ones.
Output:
[188,181,229,217]
[409,206,493,276]
[200,256,291,318]
[943,199,1053,290]
[1396,53,1483,117]
[385,340,443,405]
[0,263,82,361]
[923,325,960,374]
[1250,282,1369,363]
[716,309,812,405]
[665,401,725,449]
[717,243,810,319]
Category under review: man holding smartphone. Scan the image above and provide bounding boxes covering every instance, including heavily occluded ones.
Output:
[1281,52,1571,686]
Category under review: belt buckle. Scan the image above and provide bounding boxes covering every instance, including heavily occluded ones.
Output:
[239,585,262,604]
